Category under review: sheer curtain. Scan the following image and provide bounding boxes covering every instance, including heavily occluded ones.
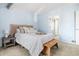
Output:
[49,16,59,36]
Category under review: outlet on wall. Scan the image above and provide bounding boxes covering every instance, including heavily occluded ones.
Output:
[72,40,76,43]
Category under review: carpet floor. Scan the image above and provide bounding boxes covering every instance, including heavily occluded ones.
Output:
[0,41,79,56]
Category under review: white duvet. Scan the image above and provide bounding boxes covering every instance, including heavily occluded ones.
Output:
[15,33,53,56]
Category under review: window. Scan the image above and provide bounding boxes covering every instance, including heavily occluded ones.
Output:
[49,16,59,36]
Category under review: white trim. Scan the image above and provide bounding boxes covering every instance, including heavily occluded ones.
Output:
[61,39,76,45]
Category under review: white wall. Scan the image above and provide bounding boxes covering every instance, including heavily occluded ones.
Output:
[37,4,77,43]
[0,4,79,46]
[0,7,34,33]
[0,7,34,47]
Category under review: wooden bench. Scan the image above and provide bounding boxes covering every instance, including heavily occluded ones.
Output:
[42,38,58,56]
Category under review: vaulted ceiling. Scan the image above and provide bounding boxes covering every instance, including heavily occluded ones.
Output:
[10,3,64,13]
[0,3,79,14]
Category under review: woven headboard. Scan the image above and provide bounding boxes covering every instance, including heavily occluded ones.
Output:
[10,24,33,35]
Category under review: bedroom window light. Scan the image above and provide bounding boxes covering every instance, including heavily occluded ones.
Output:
[49,16,59,36]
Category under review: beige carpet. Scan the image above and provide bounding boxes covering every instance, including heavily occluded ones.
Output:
[52,42,79,56]
[0,41,79,56]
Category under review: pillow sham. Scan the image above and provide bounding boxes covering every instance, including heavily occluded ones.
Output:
[29,28,37,33]
[17,26,38,34]
[23,27,29,33]
[19,27,25,33]
[16,28,20,33]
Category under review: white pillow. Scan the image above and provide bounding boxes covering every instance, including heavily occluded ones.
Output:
[16,29,20,33]
[29,28,37,33]
[19,27,25,33]
[23,27,29,33]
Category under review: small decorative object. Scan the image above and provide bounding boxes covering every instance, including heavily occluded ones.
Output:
[5,33,9,38]
[2,30,9,38]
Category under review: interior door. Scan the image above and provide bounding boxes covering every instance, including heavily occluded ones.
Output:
[76,11,79,44]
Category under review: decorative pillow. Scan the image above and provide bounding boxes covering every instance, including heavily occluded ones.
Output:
[19,27,25,33]
[29,28,37,33]
[23,27,29,33]
[16,28,20,33]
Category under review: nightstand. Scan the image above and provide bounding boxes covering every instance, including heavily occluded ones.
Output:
[2,36,16,48]
[0,36,2,47]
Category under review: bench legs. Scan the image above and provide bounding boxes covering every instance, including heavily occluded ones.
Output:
[55,43,58,48]
[42,43,58,56]
[45,47,50,56]
[42,46,50,56]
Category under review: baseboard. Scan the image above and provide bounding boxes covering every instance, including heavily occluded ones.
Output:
[60,39,76,45]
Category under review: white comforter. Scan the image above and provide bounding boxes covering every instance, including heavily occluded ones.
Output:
[15,33,53,56]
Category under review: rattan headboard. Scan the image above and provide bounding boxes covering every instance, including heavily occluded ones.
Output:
[10,24,33,35]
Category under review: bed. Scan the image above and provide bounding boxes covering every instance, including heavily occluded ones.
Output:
[10,24,58,56]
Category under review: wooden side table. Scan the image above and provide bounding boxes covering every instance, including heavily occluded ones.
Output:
[2,37,16,48]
